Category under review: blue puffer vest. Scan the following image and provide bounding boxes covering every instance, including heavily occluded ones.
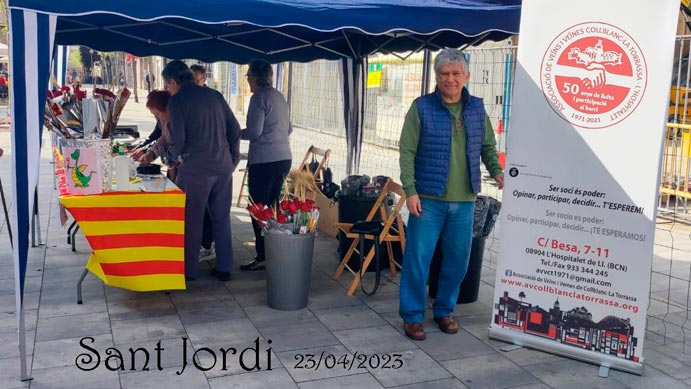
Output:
[414,87,485,196]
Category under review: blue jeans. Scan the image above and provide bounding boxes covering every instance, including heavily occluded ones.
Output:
[399,197,474,323]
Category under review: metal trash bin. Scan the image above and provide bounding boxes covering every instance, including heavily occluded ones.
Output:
[265,232,316,310]
[428,195,501,304]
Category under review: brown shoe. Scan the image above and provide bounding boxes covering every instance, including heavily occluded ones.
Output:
[404,322,426,341]
[434,316,459,334]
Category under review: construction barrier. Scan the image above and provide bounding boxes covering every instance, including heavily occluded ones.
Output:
[660,122,691,202]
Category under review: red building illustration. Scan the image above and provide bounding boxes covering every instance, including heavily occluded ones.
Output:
[494,291,638,361]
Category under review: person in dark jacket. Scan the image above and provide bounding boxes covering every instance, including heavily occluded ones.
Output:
[190,64,207,87]
[162,60,241,281]
[131,121,162,159]
[189,63,215,262]
[398,49,504,341]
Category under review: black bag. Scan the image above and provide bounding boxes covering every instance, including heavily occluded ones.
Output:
[308,156,320,175]
[323,167,333,184]
[372,175,389,187]
[340,175,370,197]
[321,182,340,199]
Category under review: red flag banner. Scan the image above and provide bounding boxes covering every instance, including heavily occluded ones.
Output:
[60,189,186,291]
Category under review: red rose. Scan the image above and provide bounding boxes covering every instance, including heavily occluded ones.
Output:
[262,208,273,220]
[300,202,312,212]
[288,202,298,213]
[280,200,289,210]
[277,213,287,224]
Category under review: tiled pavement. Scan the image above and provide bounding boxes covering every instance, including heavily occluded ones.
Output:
[1,97,691,388]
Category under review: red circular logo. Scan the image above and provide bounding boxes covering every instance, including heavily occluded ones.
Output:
[540,22,647,129]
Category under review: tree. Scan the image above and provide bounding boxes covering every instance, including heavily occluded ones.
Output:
[518,291,525,302]
[79,46,101,79]
[0,0,9,41]
[68,47,82,73]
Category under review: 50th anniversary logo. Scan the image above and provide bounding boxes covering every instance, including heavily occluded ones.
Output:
[540,22,647,129]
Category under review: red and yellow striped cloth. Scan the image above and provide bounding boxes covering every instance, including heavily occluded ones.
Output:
[60,190,186,291]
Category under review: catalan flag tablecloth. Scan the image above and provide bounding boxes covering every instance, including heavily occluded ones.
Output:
[59,189,187,291]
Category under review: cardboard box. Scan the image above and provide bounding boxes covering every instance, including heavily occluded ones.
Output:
[308,190,339,238]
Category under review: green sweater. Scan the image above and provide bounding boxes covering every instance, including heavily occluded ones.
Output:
[399,101,503,201]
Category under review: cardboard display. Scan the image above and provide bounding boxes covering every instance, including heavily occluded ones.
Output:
[307,189,338,238]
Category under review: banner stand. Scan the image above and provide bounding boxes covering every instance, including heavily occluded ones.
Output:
[489,0,678,375]
[489,328,642,375]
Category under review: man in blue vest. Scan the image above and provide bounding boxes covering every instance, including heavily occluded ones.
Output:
[398,49,504,341]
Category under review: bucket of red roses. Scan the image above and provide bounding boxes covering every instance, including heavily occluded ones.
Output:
[246,169,321,310]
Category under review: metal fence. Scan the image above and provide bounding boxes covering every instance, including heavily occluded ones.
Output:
[645,35,691,352]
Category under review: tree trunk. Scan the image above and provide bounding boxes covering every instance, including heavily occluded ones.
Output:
[121,52,127,89]
[131,56,139,103]
[148,57,156,89]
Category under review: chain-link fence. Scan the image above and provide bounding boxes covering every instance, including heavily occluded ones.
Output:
[287,60,348,180]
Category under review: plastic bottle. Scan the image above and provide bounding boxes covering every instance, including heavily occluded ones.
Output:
[113,146,130,191]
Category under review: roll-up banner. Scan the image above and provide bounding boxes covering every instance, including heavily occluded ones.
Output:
[489,0,678,374]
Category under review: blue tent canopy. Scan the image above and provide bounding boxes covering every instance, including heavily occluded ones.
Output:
[6,0,520,381]
[20,0,520,62]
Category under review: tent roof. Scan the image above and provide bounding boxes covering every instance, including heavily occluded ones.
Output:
[11,0,521,63]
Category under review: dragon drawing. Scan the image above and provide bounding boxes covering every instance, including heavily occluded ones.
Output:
[68,149,94,188]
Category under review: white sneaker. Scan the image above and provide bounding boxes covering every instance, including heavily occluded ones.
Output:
[198,247,215,262]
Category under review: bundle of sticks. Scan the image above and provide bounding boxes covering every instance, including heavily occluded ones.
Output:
[101,87,130,138]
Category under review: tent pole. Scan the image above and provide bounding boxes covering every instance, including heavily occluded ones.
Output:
[18,307,31,381]
[286,62,293,108]
[421,49,432,95]
[353,57,366,175]
[31,188,41,247]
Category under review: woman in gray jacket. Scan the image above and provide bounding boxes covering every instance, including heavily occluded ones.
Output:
[240,60,292,271]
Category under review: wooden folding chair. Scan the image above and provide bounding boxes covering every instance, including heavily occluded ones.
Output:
[236,167,250,207]
[235,152,250,208]
[298,145,331,189]
[333,178,406,295]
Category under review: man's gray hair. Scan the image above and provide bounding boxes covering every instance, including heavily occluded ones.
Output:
[434,49,469,75]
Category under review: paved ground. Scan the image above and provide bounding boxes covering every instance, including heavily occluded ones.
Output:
[1,92,691,388]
